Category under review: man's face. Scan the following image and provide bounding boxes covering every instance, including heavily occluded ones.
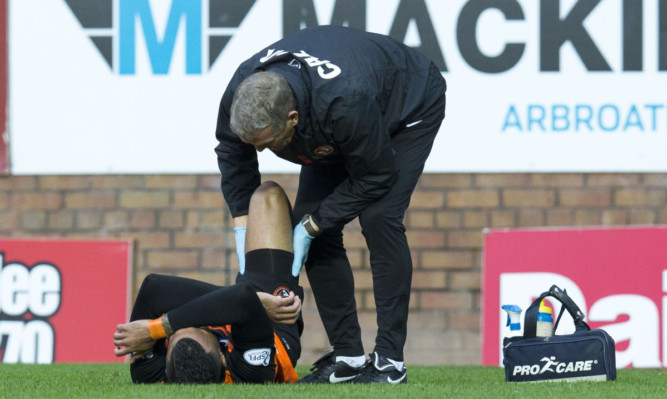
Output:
[243,111,298,152]
[167,327,225,367]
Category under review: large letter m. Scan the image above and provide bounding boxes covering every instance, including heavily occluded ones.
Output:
[120,0,202,75]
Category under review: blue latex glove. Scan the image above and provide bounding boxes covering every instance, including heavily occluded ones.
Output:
[234,226,246,274]
[291,223,314,277]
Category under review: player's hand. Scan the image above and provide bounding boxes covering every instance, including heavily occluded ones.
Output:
[234,226,247,274]
[291,223,314,276]
[113,320,156,360]
[257,291,302,325]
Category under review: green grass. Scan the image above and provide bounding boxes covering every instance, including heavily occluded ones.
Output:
[0,364,664,398]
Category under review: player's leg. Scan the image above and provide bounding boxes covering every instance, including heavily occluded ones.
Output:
[245,180,293,252]
[293,164,366,383]
[355,68,445,384]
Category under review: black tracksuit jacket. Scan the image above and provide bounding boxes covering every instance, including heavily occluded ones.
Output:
[215,25,445,231]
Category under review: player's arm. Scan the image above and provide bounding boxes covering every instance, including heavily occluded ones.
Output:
[312,95,396,230]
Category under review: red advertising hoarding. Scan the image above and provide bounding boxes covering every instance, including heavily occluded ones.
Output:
[483,226,667,369]
[1,0,7,174]
[0,239,132,363]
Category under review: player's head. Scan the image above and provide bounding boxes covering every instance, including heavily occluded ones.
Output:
[230,71,297,145]
[165,327,224,384]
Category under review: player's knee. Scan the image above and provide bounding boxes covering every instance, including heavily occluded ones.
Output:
[359,206,403,234]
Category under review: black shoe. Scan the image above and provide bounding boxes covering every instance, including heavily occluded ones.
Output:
[297,351,363,384]
[353,352,407,384]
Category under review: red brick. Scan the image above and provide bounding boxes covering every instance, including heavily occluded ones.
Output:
[48,211,74,229]
[12,193,62,210]
[411,271,447,289]
[352,270,373,290]
[420,292,473,310]
[449,271,481,290]
[92,175,144,189]
[449,311,481,330]
[463,211,488,228]
[21,211,47,230]
[436,211,461,228]
[560,189,611,207]
[475,174,528,187]
[0,176,37,191]
[0,193,7,209]
[447,231,483,249]
[120,192,170,208]
[410,191,445,208]
[448,190,499,208]
[343,231,367,249]
[104,211,130,230]
[421,250,473,269]
[601,209,628,225]
[643,174,667,186]
[574,210,601,225]
[39,176,91,190]
[201,249,225,269]
[131,211,156,228]
[198,175,221,189]
[503,189,555,207]
[76,211,103,229]
[629,210,656,224]
[173,192,222,209]
[200,211,225,229]
[66,192,116,209]
[587,174,639,187]
[159,211,185,228]
[146,175,197,189]
[147,250,198,269]
[490,210,515,227]
[174,231,224,248]
[418,174,472,188]
[518,209,544,227]
[531,174,584,187]
[0,210,20,231]
[546,209,572,226]
[407,231,446,248]
[407,211,435,228]
[117,232,170,249]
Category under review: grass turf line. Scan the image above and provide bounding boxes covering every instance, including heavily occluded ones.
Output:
[0,364,665,398]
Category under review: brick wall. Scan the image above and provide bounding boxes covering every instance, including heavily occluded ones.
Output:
[1,173,666,365]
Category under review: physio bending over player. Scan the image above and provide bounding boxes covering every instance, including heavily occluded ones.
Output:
[113,181,303,384]
[215,26,446,384]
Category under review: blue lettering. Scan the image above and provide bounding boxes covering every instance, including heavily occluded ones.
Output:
[502,105,522,131]
[598,104,619,132]
[551,105,569,131]
[120,0,202,75]
[575,105,593,131]
[528,105,546,131]
[622,105,643,131]
[644,104,663,131]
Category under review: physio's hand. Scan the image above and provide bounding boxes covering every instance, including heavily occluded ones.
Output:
[234,226,246,274]
[114,320,155,363]
[291,223,314,277]
[258,291,302,325]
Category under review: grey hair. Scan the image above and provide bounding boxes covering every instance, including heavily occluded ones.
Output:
[230,71,296,141]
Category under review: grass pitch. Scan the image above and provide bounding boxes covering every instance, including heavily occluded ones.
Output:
[0,363,664,398]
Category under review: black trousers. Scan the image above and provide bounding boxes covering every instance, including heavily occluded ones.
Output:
[293,70,446,361]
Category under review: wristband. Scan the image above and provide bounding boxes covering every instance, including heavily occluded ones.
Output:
[148,317,167,340]
[301,214,320,237]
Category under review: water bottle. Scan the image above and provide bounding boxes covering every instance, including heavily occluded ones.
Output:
[501,305,522,337]
[535,299,554,337]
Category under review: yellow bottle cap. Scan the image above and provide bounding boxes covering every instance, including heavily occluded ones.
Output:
[539,299,553,315]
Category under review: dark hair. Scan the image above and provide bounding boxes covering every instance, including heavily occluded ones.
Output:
[165,337,223,384]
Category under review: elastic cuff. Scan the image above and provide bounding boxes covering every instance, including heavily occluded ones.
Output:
[148,317,167,340]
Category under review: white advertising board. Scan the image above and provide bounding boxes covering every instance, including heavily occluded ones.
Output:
[8,0,667,174]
